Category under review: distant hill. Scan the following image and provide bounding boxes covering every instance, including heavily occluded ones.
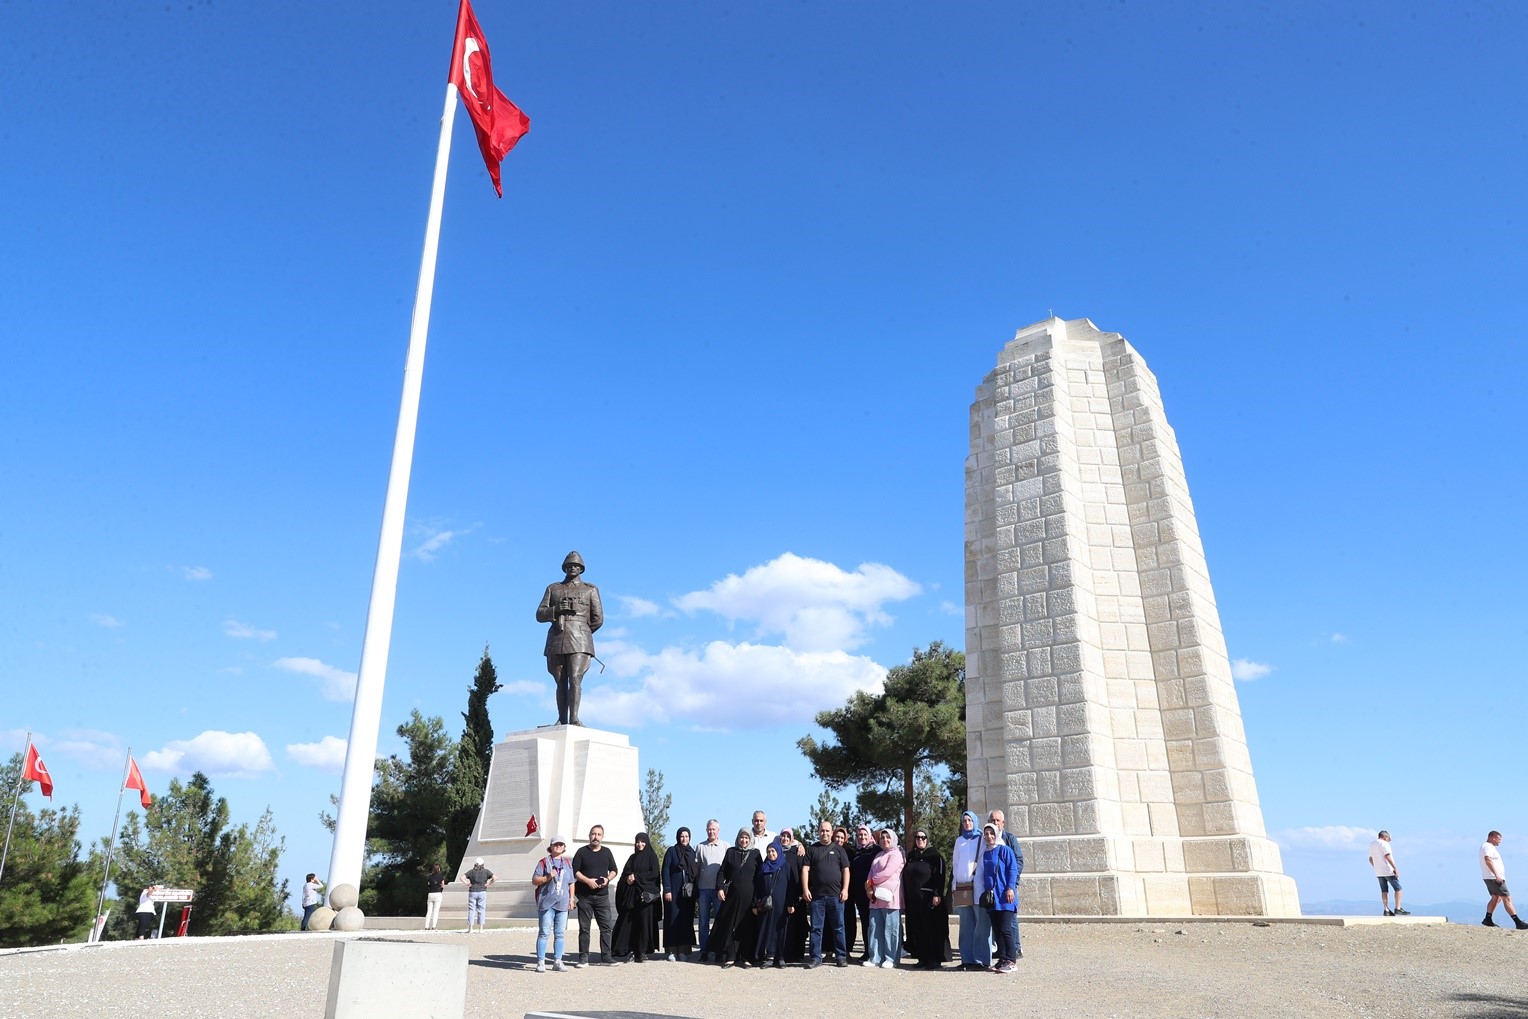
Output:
[1301,898,1483,925]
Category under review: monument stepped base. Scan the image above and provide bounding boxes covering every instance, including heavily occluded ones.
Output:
[445,724,643,920]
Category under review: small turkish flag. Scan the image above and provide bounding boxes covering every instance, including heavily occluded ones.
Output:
[124,756,152,809]
[21,742,53,799]
[526,814,538,837]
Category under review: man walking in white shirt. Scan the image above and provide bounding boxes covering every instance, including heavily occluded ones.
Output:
[1481,831,1528,929]
[1367,831,1408,916]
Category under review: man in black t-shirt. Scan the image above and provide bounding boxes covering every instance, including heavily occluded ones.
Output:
[801,820,850,967]
[847,823,876,960]
[572,824,620,965]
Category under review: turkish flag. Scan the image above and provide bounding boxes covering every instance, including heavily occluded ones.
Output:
[21,743,53,799]
[448,0,530,197]
[526,814,538,837]
[124,756,152,809]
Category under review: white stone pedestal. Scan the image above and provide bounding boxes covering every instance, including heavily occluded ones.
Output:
[445,725,643,919]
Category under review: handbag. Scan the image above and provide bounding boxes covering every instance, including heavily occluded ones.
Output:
[640,888,660,904]
[952,885,974,909]
[681,881,695,899]
[979,890,995,909]
[873,885,894,904]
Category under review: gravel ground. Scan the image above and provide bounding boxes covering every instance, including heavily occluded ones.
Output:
[3,922,1526,1018]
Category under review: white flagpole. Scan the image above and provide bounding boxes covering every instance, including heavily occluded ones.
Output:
[328,83,461,894]
[0,732,32,885]
[90,749,133,942]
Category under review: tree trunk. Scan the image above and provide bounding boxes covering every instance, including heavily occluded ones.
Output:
[903,764,915,838]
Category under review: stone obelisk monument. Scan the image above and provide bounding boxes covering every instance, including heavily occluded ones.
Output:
[965,317,1299,916]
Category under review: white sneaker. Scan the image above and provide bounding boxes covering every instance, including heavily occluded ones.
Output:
[534,960,546,973]
[553,960,567,972]
[666,953,677,962]
[880,960,896,969]
[862,959,877,967]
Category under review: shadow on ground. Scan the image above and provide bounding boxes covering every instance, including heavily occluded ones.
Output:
[470,952,532,970]
[1452,992,1528,1018]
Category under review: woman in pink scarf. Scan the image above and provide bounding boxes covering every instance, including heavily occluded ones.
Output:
[864,828,904,968]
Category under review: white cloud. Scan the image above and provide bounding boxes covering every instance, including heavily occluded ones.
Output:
[224,618,276,641]
[89,613,124,628]
[673,553,921,652]
[274,657,358,702]
[618,595,661,618]
[180,566,213,581]
[50,728,126,769]
[142,730,274,779]
[500,679,549,697]
[410,525,473,562]
[938,600,961,616]
[1330,633,1349,644]
[287,736,347,773]
[1231,658,1273,681]
[1272,825,1372,851]
[582,640,886,731]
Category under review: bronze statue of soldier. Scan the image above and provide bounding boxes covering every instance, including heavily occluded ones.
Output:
[535,551,604,726]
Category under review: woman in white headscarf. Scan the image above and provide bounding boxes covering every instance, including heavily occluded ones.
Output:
[864,828,905,968]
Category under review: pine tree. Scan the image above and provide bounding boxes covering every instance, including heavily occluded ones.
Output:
[108,772,291,938]
[366,711,455,916]
[447,646,501,874]
[639,769,672,857]
[0,754,97,947]
[797,641,966,837]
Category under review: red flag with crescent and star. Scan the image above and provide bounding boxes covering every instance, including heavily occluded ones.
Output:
[124,756,152,809]
[449,0,530,197]
[21,742,53,799]
[526,814,538,837]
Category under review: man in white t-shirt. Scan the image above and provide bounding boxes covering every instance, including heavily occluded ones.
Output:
[1367,831,1408,916]
[1481,831,1528,929]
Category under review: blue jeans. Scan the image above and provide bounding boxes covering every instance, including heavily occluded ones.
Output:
[697,888,720,953]
[867,908,901,965]
[467,890,487,927]
[989,909,1020,964]
[809,895,847,961]
[536,908,567,961]
[956,903,991,967]
[301,904,318,931]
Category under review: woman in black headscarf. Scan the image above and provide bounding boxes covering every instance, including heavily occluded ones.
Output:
[613,832,662,962]
[706,828,758,967]
[662,826,699,960]
[902,826,952,968]
[750,838,800,968]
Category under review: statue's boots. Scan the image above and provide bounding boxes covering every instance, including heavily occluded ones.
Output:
[556,685,570,726]
[568,685,581,726]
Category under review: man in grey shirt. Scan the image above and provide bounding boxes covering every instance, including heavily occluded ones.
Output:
[694,819,728,959]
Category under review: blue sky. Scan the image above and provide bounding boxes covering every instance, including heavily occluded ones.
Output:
[2,0,1524,914]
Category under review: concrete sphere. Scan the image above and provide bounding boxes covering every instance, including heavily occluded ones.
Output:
[332,906,366,932]
[307,906,336,931]
[327,883,359,910]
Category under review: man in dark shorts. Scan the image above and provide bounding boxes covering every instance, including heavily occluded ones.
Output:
[801,820,850,968]
[1481,830,1528,929]
[574,824,621,964]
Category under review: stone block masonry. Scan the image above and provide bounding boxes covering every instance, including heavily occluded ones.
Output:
[965,317,1299,917]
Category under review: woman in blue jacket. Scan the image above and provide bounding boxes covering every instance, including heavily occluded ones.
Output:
[980,822,1021,973]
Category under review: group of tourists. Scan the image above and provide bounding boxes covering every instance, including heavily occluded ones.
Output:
[525,808,1026,975]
